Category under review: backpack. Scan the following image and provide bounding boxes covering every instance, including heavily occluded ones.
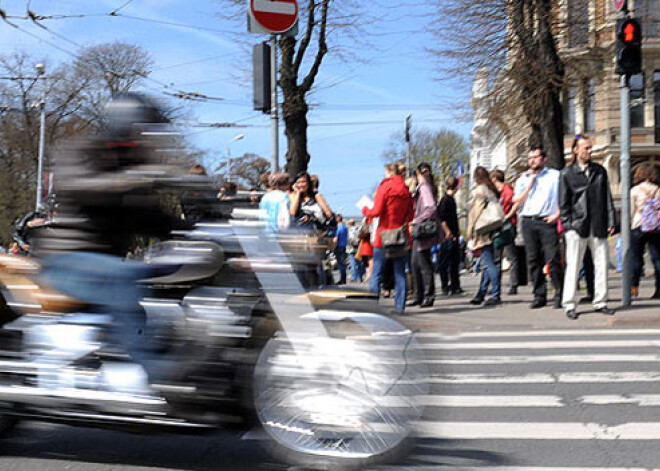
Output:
[641,187,660,233]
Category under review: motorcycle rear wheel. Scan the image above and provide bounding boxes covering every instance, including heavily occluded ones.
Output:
[253,326,427,470]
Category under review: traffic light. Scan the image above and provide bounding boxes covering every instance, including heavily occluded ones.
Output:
[615,17,642,76]
[253,42,271,113]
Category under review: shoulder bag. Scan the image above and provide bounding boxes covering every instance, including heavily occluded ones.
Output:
[474,193,505,236]
[492,220,515,250]
[411,217,439,240]
[381,200,411,259]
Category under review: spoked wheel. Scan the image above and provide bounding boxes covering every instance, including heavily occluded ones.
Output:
[254,324,428,470]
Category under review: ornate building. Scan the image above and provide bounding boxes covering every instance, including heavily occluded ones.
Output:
[470,68,508,174]
[508,0,660,196]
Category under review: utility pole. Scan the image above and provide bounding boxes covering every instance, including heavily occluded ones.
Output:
[405,115,412,176]
[35,64,46,211]
[270,35,279,173]
[620,75,632,307]
[614,3,641,307]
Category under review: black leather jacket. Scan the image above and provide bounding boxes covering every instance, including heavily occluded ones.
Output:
[559,161,616,238]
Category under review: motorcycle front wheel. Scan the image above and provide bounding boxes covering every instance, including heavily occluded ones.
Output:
[253,319,428,470]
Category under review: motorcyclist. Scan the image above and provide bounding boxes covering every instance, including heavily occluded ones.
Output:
[33,93,187,384]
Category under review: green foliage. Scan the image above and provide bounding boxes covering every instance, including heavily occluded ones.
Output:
[382,127,469,186]
[0,44,203,246]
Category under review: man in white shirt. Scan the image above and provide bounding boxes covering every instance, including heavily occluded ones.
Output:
[513,146,563,309]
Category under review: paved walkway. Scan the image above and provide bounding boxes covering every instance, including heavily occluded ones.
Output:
[371,269,660,333]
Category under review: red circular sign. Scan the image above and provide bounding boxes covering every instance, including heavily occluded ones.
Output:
[250,0,298,34]
[613,0,627,12]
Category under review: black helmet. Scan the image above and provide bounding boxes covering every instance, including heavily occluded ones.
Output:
[104,93,169,142]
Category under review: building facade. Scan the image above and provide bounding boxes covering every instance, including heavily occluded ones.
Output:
[504,0,660,196]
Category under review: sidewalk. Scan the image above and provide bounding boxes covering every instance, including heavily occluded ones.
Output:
[377,270,660,334]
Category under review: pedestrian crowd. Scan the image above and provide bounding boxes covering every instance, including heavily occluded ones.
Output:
[350,133,659,319]
[180,135,660,320]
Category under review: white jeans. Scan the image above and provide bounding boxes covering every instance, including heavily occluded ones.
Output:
[562,230,609,311]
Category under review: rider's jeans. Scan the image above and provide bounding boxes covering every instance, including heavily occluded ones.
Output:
[41,252,148,372]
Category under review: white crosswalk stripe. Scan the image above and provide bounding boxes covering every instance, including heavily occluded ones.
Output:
[403,328,660,469]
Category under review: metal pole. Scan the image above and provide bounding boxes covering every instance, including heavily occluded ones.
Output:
[227,144,232,182]
[463,159,471,232]
[270,35,279,173]
[35,94,45,211]
[406,115,412,177]
[620,74,632,307]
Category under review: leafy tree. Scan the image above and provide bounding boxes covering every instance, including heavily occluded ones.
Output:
[382,127,469,186]
[0,43,198,245]
[216,152,271,190]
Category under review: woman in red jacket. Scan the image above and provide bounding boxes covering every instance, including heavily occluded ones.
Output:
[362,162,413,314]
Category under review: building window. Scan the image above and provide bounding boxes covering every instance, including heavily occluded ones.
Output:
[568,0,589,47]
[654,71,660,142]
[630,73,645,128]
[635,0,660,38]
[564,86,576,135]
[584,79,596,132]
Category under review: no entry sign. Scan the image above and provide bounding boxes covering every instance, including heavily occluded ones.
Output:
[249,0,298,34]
[613,0,627,12]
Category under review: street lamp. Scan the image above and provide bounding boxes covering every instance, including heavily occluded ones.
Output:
[35,63,46,211]
[226,133,244,182]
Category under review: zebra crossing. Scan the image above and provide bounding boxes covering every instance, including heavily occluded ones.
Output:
[393,328,660,469]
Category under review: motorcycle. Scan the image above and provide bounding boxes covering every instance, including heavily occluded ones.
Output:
[0,196,429,470]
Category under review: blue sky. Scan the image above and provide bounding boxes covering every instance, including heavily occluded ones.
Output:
[2,0,472,216]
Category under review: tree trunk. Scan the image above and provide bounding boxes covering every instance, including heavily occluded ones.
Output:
[282,92,310,177]
[540,85,565,170]
[536,0,565,170]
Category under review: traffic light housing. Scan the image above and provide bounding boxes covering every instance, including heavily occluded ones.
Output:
[253,42,271,113]
[615,17,642,76]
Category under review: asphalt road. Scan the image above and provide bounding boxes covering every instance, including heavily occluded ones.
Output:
[5,327,660,470]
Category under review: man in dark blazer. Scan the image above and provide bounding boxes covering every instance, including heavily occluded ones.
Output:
[559,134,617,320]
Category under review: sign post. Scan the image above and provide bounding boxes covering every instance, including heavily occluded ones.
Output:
[248,0,298,174]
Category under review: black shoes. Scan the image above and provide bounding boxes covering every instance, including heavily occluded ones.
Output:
[566,309,578,320]
[420,297,434,308]
[470,294,485,305]
[530,297,547,309]
[595,306,615,316]
[507,286,518,295]
[553,295,562,309]
[483,297,502,306]
[451,288,465,295]
[406,299,421,307]
[579,295,593,304]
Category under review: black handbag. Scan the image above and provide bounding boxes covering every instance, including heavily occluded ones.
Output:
[412,217,439,240]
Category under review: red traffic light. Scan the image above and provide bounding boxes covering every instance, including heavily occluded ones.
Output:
[618,18,641,44]
[624,23,636,42]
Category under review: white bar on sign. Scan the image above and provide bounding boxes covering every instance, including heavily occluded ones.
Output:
[253,0,296,15]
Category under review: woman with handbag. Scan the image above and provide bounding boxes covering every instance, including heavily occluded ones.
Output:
[467,166,503,306]
[630,163,660,298]
[408,163,442,308]
[362,162,413,314]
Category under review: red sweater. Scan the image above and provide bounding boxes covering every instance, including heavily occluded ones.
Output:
[362,175,413,248]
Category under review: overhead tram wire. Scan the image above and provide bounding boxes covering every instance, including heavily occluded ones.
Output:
[4,11,227,105]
